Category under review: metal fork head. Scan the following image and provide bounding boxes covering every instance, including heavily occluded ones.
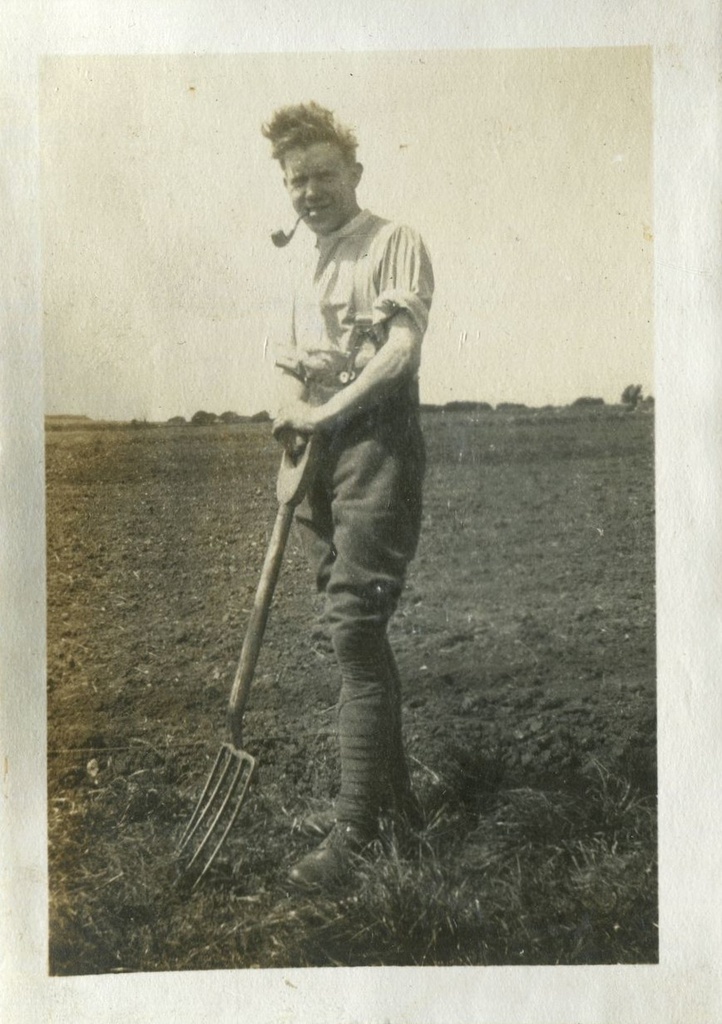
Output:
[176,743,256,886]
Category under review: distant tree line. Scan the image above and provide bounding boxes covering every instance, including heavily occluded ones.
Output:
[46,380,657,433]
[418,387,653,416]
[165,410,272,426]
[158,386,653,427]
[47,386,654,432]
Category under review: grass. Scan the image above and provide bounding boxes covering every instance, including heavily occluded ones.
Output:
[48,745,657,973]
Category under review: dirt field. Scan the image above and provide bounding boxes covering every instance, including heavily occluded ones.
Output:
[46,408,656,972]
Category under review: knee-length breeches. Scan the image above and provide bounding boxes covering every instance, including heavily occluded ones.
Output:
[295,400,425,829]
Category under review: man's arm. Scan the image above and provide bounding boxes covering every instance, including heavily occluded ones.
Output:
[273,368,311,456]
[272,310,421,436]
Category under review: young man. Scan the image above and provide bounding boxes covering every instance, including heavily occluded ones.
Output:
[263,102,434,888]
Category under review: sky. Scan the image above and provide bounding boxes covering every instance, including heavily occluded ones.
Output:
[41,48,652,421]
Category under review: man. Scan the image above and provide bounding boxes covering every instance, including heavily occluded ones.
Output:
[263,102,434,888]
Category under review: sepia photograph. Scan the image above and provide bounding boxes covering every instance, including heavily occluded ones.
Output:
[2,2,720,1021]
[42,48,656,973]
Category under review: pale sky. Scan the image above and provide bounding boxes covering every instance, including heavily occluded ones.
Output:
[41,48,652,421]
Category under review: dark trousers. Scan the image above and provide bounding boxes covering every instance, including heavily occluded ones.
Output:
[295,395,425,830]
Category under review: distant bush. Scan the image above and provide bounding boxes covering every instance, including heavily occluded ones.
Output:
[496,403,528,413]
[572,397,605,407]
[621,385,643,409]
[191,410,217,426]
[249,410,271,423]
[167,416,186,426]
[219,411,243,424]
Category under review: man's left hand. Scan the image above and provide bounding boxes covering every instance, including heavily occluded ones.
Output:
[273,400,321,438]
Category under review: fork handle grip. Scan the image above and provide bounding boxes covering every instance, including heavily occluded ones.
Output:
[227,502,295,748]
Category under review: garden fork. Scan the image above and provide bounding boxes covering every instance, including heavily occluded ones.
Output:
[176,435,316,884]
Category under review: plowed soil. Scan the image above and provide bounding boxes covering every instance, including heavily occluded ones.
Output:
[45,409,656,972]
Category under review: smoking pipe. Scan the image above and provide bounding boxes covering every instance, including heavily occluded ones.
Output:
[271,213,305,248]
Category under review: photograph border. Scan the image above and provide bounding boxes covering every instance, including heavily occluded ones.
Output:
[2,2,721,1022]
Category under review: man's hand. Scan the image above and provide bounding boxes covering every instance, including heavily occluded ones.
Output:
[273,428,309,460]
[273,400,320,439]
[273,399,319,460]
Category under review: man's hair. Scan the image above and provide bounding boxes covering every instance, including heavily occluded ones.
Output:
[261,102,358,165]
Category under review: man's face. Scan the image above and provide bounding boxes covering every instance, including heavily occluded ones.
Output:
[282,142,362,237]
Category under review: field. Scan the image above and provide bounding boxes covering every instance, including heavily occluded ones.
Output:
[45,408,656,973]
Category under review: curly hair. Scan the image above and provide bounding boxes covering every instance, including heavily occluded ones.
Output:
[261,101,358,165]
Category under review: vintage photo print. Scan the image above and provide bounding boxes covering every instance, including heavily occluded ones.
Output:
[2,3,720,1022]
[41,45,655,971]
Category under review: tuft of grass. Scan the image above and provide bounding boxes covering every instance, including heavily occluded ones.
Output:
[331,770,653,966]
[193,757,656,969]
[48,743,656,973]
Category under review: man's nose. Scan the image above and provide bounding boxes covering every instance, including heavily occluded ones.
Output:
[304,177,321,199]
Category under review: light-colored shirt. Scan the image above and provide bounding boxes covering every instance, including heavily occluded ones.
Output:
[276,209,434,402]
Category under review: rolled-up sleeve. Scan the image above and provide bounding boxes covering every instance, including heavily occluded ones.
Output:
[371,225,434,336]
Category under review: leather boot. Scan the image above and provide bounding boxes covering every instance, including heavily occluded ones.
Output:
[299,805,337,837]
[288,823,373,890]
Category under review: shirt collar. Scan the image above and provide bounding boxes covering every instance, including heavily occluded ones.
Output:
[315,209,372,251]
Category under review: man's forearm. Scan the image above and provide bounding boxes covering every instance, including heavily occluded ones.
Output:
[272,369,310,453]
[272,311,422,437]
[313,313,421,430]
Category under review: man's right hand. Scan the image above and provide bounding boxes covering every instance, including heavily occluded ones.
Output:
[273,427,308,462]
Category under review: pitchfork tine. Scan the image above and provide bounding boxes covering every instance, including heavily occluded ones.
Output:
[186,757,255,884]
[177,745,230,851]
[185,752,248,867]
